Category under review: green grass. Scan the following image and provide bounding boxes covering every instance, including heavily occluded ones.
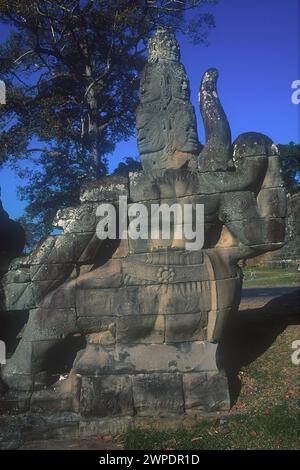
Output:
[122,403,299,450]
[243,268,299,287]
[120,322,300,450]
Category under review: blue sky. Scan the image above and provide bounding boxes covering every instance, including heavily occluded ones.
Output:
[0,0,299,219]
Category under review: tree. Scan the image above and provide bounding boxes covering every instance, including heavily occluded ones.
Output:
[278,142,300,195]
[0,0,216,243]
[113,156,142,176]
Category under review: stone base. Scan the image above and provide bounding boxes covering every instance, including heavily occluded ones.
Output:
[0,341,230,447]
[0,405,232,449]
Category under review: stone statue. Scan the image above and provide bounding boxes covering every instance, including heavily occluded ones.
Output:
[0,29,286,430]
[136,28,199,173]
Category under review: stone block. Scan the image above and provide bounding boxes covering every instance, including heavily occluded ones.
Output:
[80,375,134,417]
[76,233,101,263]
[132,373,184,416]
[87,328,116,347]
[22,308,77,341]
[30,263,75,282]
[158,282,212,315]
[116,315,164,344]
[129,171,159,202]
[75,259,122,289]
[3,282,35,310]
[75,287,119,317]
[53,204,98,233]
[76,316,114,334]
[122,255,211,285]
[128,236,174,254]
[73,345,125,376]
[28,237,56,265]
[30,372,81,413]
[38,282,76,308]
[79,416,132,438]
[80,175,129,203]
[165,312,207,342]
[2,266,30,284]
[115,341,218,373]
[36,234,78,264]
[0,390,31,414]
[183,371,230,411]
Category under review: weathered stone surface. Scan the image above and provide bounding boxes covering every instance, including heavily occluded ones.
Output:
[165,312,207,342]
[233,132,274,160]
[183,371,230,411]
[30,263,75,282]
[87,327,115,346]
[80,176,128,203]
[30,372,81,413]
[226,218,285,246]
[53,204,99,234]
[76,316,114,334]
[0,390,31,414]
[0,413,80,446]
[80,376,133,417]
[2,266,30,284]
[22,308,77,341]
[79,416,132,438]
[73,345,119,376]
[199,68,233,172]
[257,188,286,218]
[76,287,118,317]
[116,314,164,344]
[136,29,199,173]
[28,237,56,265]
[76,259,122,290]
[38,282,76,308]
[129,171,160,202]
[132,373,184,416]
[4,282,35,310]
[0,28,287,426]
[115,341,218,373]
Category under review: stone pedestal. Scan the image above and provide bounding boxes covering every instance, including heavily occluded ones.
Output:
[0,29,286,442]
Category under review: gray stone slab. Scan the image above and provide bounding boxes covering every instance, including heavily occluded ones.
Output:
[183,371,230,411]
[80,375,133,417]
[116,315,165,344]
[115,341,218,373]
[80,176,129,203]
[165,312,207,342]
[132,373,184,416]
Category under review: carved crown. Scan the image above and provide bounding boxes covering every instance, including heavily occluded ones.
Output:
[148,28,180,63]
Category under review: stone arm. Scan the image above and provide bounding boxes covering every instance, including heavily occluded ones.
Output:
[218,153,286,262]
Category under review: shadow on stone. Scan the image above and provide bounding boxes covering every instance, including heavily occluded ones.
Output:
[0,310,29,355]
[43,334,86,385]
[217,290,300,406]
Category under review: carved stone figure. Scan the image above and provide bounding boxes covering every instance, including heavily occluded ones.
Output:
[0,29,286,434]
[136,28,199,173]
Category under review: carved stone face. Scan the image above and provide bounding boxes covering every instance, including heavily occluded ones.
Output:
[148,30,180,63]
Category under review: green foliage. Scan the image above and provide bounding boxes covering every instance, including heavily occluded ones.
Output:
[0,0,216,242]
[113,156,142,176]
[278,142,300,194]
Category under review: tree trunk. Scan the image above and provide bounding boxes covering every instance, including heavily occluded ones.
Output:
[80,38,100,175]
